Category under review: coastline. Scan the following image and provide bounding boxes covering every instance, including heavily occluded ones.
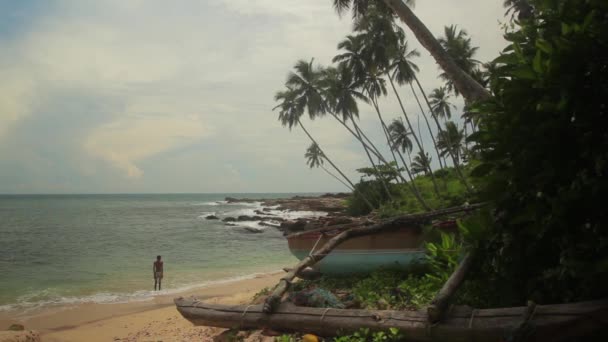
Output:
[0,193,353,341]
[0,271,283,341]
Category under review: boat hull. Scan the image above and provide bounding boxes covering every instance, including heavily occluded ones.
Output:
[287,226,425,274]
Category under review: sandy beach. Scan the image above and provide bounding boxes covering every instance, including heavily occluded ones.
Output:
[0,272,283,342]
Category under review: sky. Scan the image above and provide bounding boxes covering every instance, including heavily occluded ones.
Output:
[0,0,507,194]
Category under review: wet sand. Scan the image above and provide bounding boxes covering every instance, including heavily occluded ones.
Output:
[0,272,283,341]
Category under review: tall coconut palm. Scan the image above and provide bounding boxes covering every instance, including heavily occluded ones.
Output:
[388,39,445,172]
[332,0,490,103]
[386,118,429,208]
[388,118,413,154]
[332,36,391,163]
[429,87,455,121]
[436,121,465,165]
[411,151,432,176]
[321,64,395,200]
[437,25,480,96]
[275,61,375,209]
[357,10,444,193]
[305,143,353,190]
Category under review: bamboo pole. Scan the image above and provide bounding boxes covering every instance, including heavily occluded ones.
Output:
[264,203,485,313]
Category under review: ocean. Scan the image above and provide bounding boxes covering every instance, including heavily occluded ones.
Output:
[0,193,321,312]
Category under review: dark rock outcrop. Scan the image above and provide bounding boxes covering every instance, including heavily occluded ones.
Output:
[205,215,219,220]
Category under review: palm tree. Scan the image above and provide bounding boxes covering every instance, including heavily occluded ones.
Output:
[286,59,326,117]
[436,121,465,165]
[411,151,432,176]
[305,143,353,190]
[275,61,376,209]
[332,0,490,103]
[321,64,394,200]
[387,118,412,154]
[437,25,480,96]
[429,87,455,121]
[388,38,445,172]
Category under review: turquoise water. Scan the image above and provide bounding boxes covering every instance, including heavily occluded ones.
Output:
[0,193,314,311]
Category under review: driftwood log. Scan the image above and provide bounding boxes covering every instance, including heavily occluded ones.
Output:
[263,203,484,313]
[175,297,608,341]
[427,252,475,323]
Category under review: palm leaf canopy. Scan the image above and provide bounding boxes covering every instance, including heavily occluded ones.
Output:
[436,121,464,158]
[429,86,455,120]
[389,41,421,85]
[437,25,480,94]
[274,86,306,130]
[286,59,327,119]
[388,118,413,153]
[321,64,368,121]
[411,151,431,175]
[305,143,325,168]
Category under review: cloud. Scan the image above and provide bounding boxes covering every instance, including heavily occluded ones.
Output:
[0,0,508,193]
[85,114,206,179]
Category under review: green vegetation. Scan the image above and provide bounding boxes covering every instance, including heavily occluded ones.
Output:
[466,0,608,305]
[347,166,473,216]
[333,328,403,342]
[273,0,607,339]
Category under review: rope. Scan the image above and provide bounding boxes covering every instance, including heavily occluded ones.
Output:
[309,233,324,257]
[468,309,476,328]
[320,308,331,322]
[240,305,255,328]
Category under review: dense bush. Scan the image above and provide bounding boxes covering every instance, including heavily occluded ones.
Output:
[347,166,474,217]
[469,0,608,304]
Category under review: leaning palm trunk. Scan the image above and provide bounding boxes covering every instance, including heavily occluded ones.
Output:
[330,111,429,210]
[369,96,431,210]
[297,119,374,210]
[320,164,354,191]
[409,83,444,169]
[387,77,442,197]
[412,75,473,193]
[382,0,490,103]
[330,113,385,161]
[351,120,395,202]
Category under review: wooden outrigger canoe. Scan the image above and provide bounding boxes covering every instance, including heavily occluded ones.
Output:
[175,297,608,341]
[287,225,427,274]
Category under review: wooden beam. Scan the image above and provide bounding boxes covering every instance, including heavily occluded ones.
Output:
[427,252,475,323]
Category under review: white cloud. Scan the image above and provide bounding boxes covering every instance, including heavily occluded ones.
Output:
[85,114,206,179]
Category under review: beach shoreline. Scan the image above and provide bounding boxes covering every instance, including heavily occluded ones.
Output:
[0,271,284,341]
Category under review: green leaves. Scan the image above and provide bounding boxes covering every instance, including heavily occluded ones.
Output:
[467,0,608,305]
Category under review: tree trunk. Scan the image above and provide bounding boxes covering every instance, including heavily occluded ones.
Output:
[298,120,374,210]
[320,165,353,191]
[331,113,385,162]
[383,0,491,103]
[352,121,395,202]
[427,252,475,323]
[413,75,474,193]
[409,83,443,170]
[387,77,441,198]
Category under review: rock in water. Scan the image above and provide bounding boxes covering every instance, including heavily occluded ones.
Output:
[205,215,219,220]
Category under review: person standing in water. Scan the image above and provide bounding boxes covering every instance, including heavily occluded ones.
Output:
[153,255,164,291]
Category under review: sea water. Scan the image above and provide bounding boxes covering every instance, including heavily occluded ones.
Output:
[0,193,319,312]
